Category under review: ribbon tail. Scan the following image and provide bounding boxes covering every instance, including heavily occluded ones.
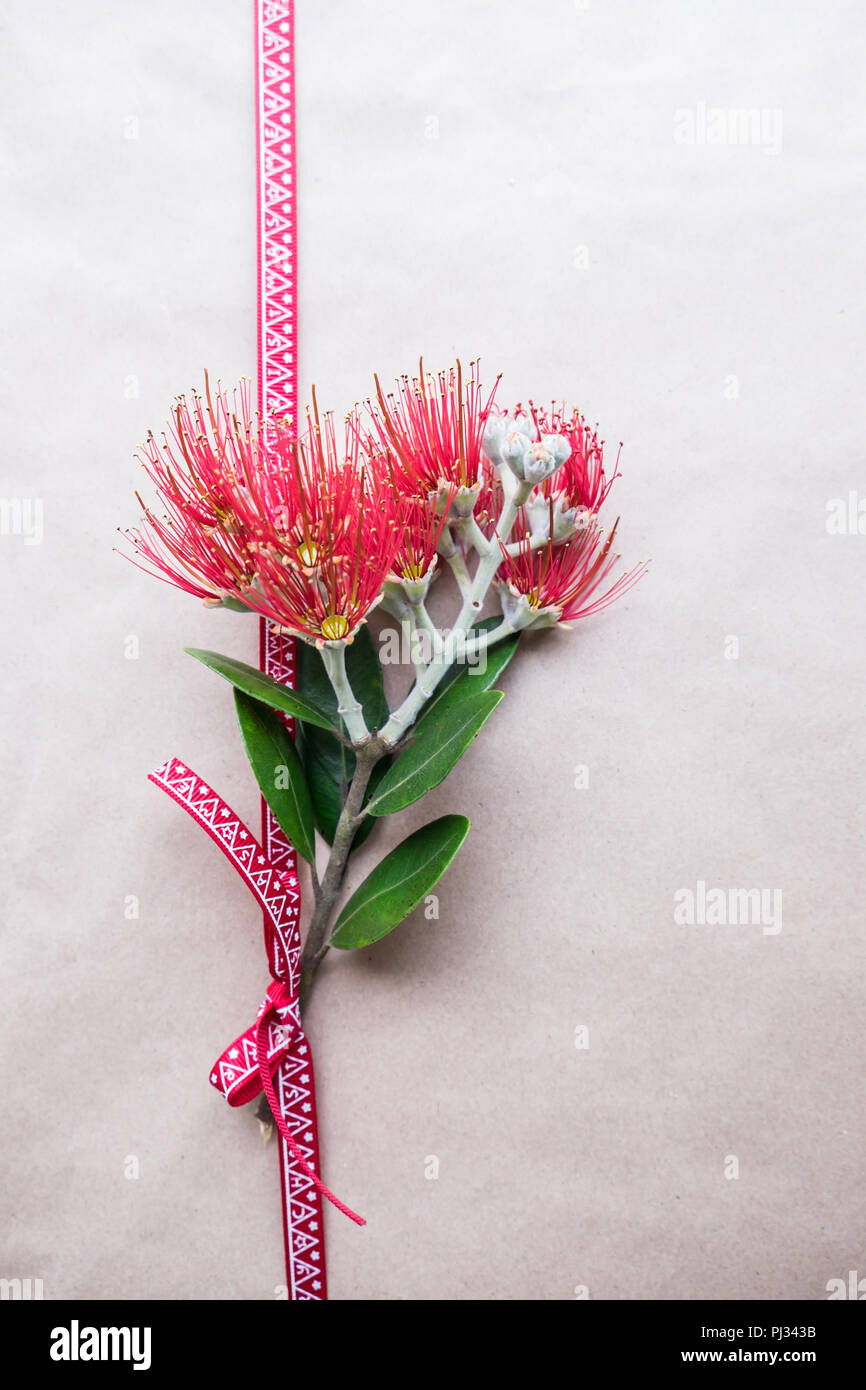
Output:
[255,1011,365,1227]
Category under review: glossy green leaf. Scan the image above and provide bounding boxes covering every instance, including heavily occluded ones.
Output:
[366,690,503,817]
[345,626,389,730]
[234,691,315,863]
[420,628,520,723]
[185,648,339,733]
[330,814,470,949]
[299,732,349,843]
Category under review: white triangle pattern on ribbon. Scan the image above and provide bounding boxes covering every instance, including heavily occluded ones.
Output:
[149,756,300,977]
[256,0,328,1303]
[258,0,297,430]
[149,750,328,1300]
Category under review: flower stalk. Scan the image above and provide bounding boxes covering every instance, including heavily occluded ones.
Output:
[320,642,370,745]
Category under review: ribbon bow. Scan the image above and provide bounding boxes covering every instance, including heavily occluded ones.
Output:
[211,978,364,1226]
[210,979,295,1110]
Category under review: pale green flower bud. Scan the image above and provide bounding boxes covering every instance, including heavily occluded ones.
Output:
[501,429,533,479]
[496,581,561,630]
[482,414,509,464]
[525,495,591,543]
[542,433,571,466]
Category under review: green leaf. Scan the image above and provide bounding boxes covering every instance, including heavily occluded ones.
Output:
[330,815,470,949]
[299,731,348,843]
[345,625,389,730]
[366,690,503,817]
[234,691,315,864]
[295,637,340,721]
[296,645,355,843]
[295,629,389,845]
[420,628,520,723]
[185,648,339,733]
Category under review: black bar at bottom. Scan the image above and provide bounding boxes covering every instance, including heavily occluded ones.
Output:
[1,1297,862,1375]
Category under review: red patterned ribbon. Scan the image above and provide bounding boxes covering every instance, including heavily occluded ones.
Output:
[149,759,362,1299]
[256,0,297,432]
[149,3,349,1302]
[253,0,345,1296]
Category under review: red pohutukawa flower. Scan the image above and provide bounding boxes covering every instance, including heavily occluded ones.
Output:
[497,511,649,627]
[389,491,456,583]
[122,380,402,644]
[122,376,263,603]
[368,359,500,498]
[239,408,401,643]
[123,367,645,646]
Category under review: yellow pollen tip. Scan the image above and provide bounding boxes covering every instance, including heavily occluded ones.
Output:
[321,613,350,642]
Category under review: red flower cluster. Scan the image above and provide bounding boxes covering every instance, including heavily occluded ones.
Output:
[367,359,499,497]
[499,507,647,624]
[123,379,400,645]
[122,365,644,643]
[389,493,456,584]
[482,401,647,624]
[126,376,262,604]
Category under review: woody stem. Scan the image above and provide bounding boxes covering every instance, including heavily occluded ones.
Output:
[297,743,382,1013]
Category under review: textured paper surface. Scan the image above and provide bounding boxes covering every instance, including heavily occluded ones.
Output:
[2,0,864,1300]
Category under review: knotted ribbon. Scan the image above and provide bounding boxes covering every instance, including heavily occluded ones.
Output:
[258,0,362,1293]
[151,2,355,1301]
[150,758,363,1301]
